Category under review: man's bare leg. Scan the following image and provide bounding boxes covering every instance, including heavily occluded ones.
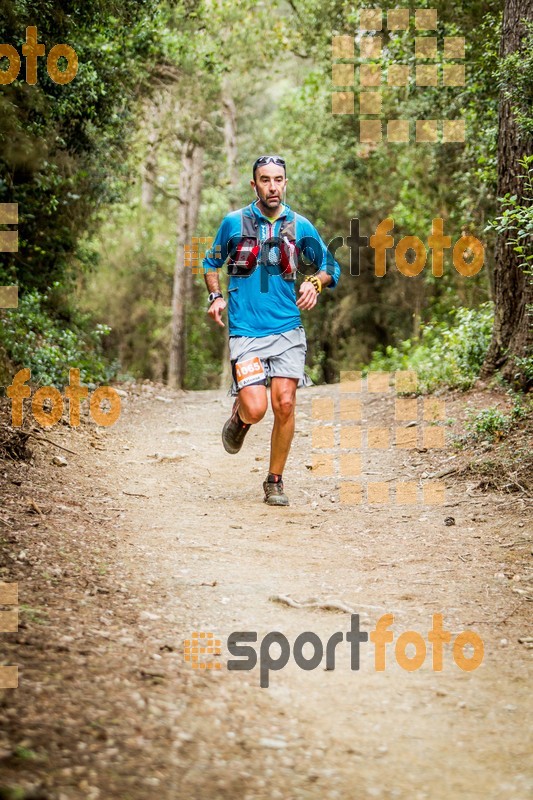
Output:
[222,384,267,455]
[237,384,268,425]
[269,377,298,475]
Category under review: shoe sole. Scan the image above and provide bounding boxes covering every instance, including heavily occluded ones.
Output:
[263,485,290,506]
[264,496,290,506]
[222,418,243,454]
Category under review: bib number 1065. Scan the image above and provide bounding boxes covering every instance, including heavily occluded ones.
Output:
[235,356,265,388]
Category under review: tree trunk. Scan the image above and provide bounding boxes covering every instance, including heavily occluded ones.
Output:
[482,0,533,387]
[186,144,204,306]
[141,124,158,209]
[168,140,204,389]
[141,96,165,208]
[222,80,239,200]
[220,79,239,390]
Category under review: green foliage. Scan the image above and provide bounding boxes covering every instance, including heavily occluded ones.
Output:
[12,745,40,761]
[251,0,500,380]
[0,786,27,800]
[0,0,193,383]
[498,20,533,136]
[0,288,115,386]
[79,206,174,382]
[0,0,178,292]
[463,396,531,443]
[465,406,509,441]
[513,355,533,385]
[184,296,225,390]
[0,0,521,390]
[368,303,494,392]
[486,155,533,275]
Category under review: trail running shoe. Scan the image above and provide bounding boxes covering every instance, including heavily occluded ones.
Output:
[263,478,290,506]
[222,399,251,454]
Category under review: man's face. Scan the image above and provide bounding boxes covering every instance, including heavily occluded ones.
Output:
[251,163,287,210]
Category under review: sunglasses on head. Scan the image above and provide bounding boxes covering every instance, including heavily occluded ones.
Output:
[253,155,286,176]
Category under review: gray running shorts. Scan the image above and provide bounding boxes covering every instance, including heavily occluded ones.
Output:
[228,325,313,395]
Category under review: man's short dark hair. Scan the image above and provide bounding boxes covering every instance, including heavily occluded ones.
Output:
[252,155,286,181]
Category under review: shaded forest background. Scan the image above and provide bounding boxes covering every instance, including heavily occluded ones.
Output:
[0,0,531,394]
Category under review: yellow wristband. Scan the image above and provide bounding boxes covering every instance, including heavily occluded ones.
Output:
[305,275,322,294]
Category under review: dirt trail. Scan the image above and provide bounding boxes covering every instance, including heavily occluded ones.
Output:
[1,383,531,799]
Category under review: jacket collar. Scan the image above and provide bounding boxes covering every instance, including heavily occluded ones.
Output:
[248,200,292,223]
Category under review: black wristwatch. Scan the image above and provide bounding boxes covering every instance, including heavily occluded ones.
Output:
[208,292,223,305]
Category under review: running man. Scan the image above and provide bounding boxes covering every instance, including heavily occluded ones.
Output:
[203,155,341,506]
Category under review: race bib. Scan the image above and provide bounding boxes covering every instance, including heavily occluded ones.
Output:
[234,356,266,389]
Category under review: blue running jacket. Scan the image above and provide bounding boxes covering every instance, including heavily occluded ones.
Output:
[202,201,341,337]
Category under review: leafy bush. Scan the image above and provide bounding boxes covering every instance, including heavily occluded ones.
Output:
[497,22,533,137]
[463,396,531,443]
[513,355,533,385]
[465,407,509,442]
[0,288,116,387]
[368,303,494,392]
[486,155,533,276]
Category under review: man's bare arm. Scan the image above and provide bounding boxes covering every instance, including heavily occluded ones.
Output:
[316,270,333,288]
[205,271,222,294]
[296,270,333,311]
[204,270,227,328]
